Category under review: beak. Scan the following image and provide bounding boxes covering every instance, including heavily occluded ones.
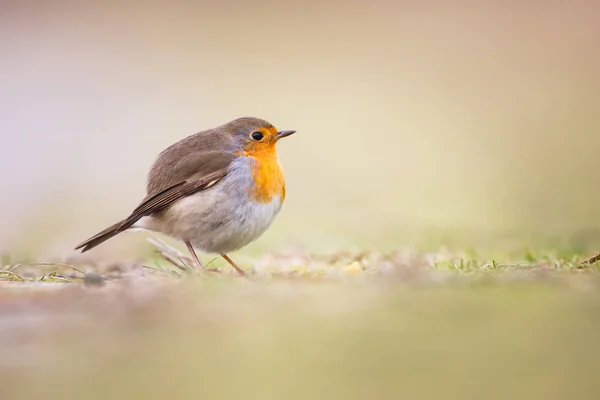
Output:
[275,130,296,140]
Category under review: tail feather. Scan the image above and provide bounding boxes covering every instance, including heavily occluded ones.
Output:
[75,219,127,253]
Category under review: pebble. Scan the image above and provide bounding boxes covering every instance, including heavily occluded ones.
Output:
[83,273,105,287]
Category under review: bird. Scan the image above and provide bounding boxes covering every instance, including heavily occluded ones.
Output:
[75,117,296,275]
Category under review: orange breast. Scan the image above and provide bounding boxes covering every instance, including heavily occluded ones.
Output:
[238,146,286,203]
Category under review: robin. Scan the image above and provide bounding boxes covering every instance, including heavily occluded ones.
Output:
[75,117,296,275]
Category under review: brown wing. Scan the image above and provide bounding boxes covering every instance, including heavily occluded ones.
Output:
[117,168,227,230]
[75,151,235,252]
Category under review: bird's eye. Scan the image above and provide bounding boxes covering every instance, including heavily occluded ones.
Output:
[251,131,264,141]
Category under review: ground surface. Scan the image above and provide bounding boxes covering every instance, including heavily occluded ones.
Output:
[2,246,600,400]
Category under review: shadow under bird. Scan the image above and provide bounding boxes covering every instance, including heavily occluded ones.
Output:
[75,117,296,275]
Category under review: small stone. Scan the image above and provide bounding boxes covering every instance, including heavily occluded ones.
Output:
[83,273,105,287]
[342,261,363,274]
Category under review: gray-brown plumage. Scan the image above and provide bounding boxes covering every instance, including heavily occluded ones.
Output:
[74,117,295,275]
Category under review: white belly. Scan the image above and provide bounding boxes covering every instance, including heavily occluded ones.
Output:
[138,158,283,254]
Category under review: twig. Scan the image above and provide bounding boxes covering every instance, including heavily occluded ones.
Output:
[0,270,25,282]
[39,272,72,283]
[580,253,600,266]
[141,265,181,277]
[147,237,195,273]
[165,254,191,272]
[8,262,85,275]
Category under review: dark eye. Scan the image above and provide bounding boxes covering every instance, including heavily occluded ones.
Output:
[251,131,264,141]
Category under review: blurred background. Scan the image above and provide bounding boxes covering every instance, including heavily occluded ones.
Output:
[3,3,600,400]
[1,0,600,258]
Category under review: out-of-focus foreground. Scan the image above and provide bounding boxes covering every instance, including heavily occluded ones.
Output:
[1,253,600,400]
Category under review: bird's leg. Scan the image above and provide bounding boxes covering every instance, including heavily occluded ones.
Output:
[185,241,205,272]
[220,254,246,275]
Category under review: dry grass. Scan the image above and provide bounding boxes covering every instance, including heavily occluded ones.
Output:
[1,241,600,400]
